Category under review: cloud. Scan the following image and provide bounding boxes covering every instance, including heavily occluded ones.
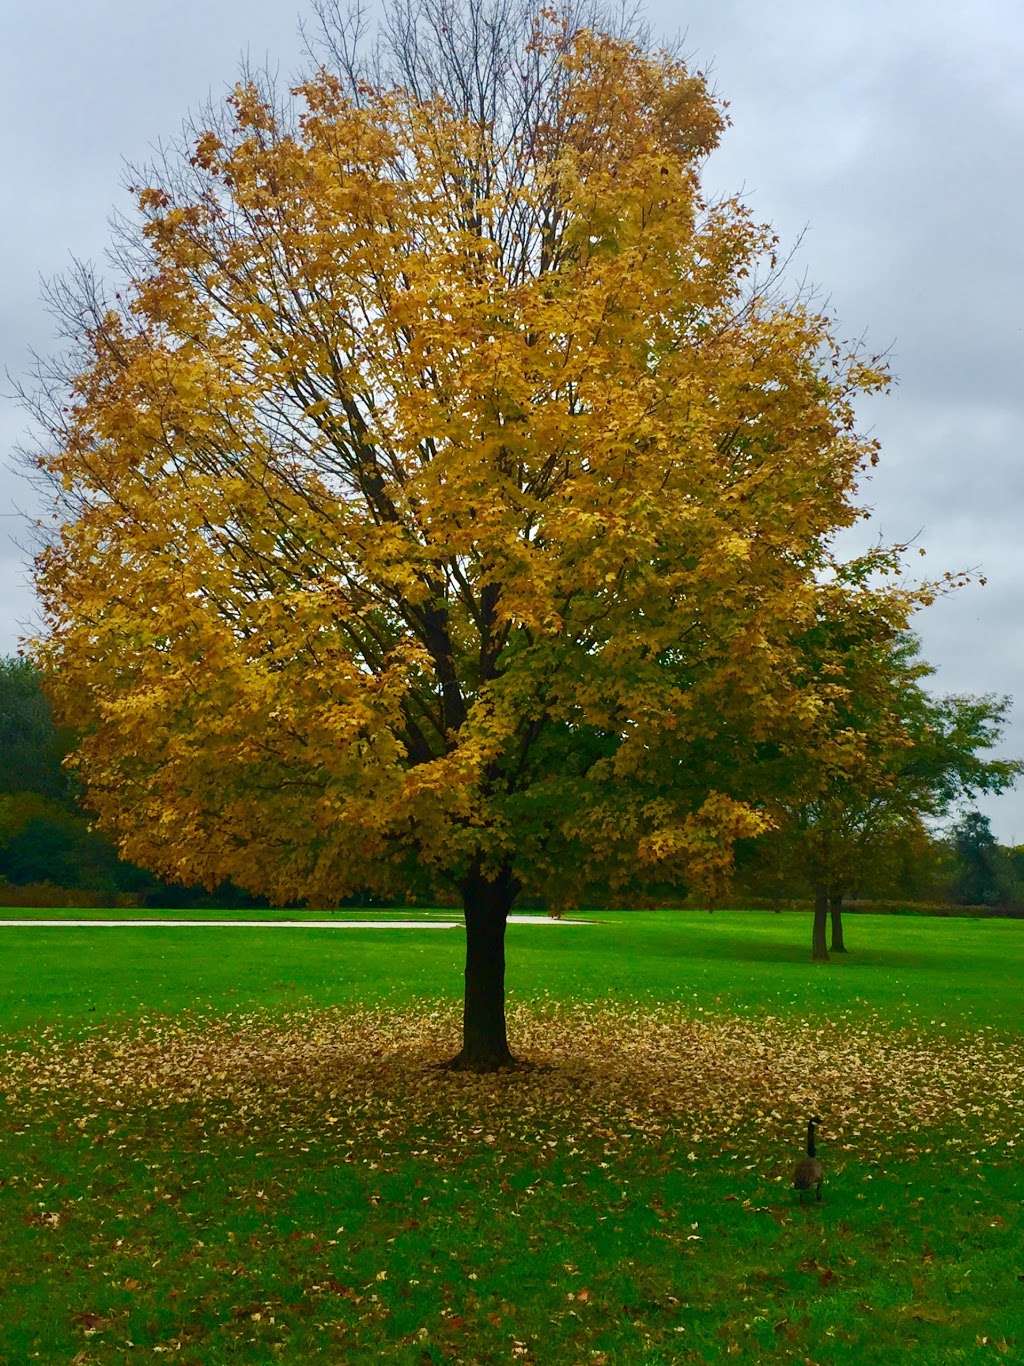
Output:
[679,0,1024,840]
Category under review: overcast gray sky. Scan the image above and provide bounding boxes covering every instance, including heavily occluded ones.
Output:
[2,0,1022,839]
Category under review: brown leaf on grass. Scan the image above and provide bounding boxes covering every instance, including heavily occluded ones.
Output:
[231,1303,266,1322]
[70,1311,109,1333]
[25,1210,62,1228]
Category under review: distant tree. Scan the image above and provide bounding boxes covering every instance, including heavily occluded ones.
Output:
[854,821,954,904]
[1006,845,1024,910]
[0,786,145,894]
[0,659,196,897]
[756,622,1021,960]
[949,811,1006,906]
[0,810,81,887]
[0,657,71,799]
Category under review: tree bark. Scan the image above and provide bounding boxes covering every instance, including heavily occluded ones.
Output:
[447,864,518,1071]
[812,886,830,962]
[829,894,848,953]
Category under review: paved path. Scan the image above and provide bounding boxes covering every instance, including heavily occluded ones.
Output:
[0,916,586,929]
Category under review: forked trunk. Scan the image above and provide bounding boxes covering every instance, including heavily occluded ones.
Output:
[829,894,848,953]
[448,865,518,1071]
[812,886,830,962]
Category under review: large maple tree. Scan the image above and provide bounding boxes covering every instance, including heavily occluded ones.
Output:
[31,1,912,1066]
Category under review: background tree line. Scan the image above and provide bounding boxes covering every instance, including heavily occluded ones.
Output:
[734,809,1024,915]
[3,653,1020,915]
[0,656,259,907]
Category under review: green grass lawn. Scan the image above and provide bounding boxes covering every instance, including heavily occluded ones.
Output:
[0,909,1021,1362]
[0,907,1020,1033]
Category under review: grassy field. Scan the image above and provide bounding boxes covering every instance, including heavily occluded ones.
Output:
[0,909,1021,1362]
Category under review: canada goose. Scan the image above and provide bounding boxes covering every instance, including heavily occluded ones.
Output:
[793,1116,823,1201]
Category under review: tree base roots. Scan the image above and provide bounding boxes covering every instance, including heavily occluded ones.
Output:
[436,1050,520,1074]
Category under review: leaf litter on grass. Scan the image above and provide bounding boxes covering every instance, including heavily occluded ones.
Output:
[1,1000,1021,1166]
[1,1002,1023,1362]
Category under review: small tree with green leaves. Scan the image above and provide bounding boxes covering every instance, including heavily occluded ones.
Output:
[754,618,1021,959]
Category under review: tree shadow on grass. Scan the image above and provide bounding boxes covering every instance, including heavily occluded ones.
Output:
[640,932,936,971]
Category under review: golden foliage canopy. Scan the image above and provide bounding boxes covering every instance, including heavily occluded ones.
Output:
[32,17,910,905]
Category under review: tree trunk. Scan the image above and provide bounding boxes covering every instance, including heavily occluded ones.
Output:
[812,886,830,962]
[447,865,518,1071]
[829,894,848,953]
